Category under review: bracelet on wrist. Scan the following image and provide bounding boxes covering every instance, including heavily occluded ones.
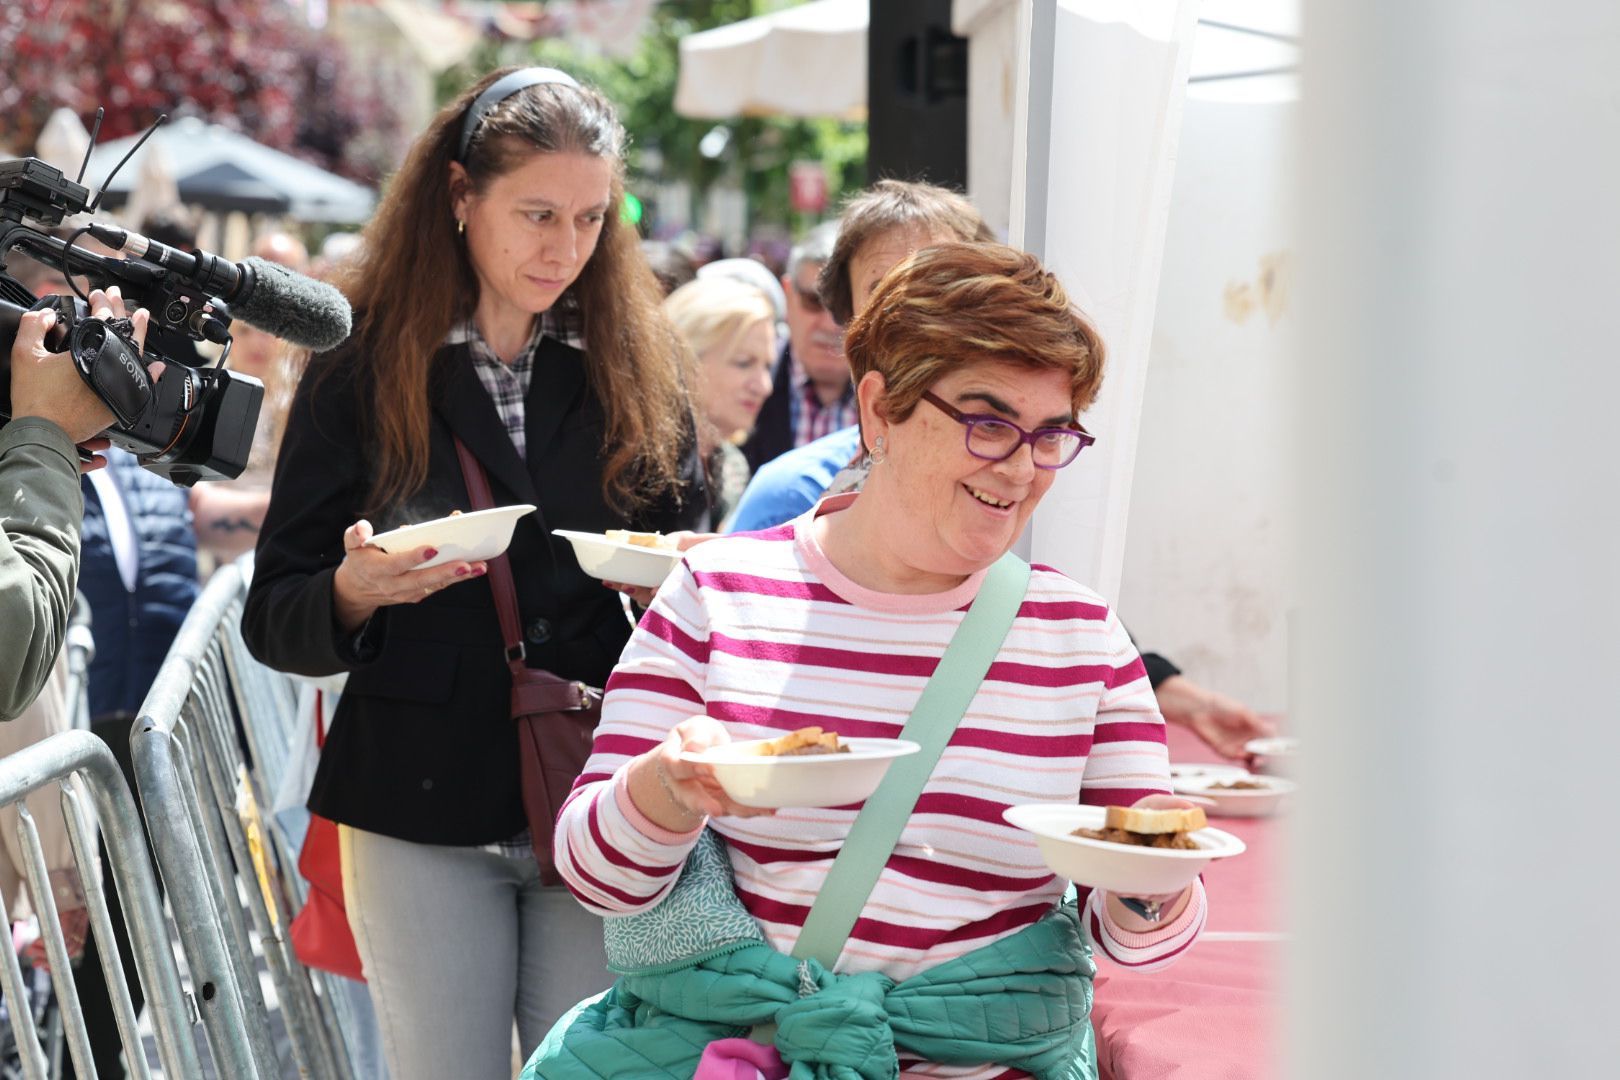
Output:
[654,756,705,826]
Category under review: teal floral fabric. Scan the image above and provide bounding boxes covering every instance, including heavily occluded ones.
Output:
[603,828,764,975]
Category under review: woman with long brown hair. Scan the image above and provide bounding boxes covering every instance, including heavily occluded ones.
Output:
[242,67,706,1079]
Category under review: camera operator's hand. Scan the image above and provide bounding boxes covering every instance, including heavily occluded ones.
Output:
[331,518,489,633]
[10,286,151,451]
[10,307,112,443]
[85,286,157,385]
[76,436,112,474]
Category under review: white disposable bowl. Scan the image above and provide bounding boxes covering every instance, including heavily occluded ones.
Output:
[1171,772,1297,817]
[553,530,682,589]
[1002,803,1245,896]
[366,504,536,570]
[1244,735,1301,777]
[682,737,921,809]
[1168,762,1251,783]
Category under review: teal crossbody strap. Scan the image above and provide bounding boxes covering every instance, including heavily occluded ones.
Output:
[791,552,1033,968]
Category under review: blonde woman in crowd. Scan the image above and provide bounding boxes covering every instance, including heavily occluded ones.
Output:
[663,277,778,528]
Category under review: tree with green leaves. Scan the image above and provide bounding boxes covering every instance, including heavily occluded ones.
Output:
[437,1,866,241]
[0,0,406,184]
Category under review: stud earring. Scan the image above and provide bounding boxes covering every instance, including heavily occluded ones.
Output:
[870,436,887,465]
[456,218,466,235]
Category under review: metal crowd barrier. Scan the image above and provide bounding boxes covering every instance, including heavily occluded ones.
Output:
[129,558,362,1080]
[0,730,201,1079]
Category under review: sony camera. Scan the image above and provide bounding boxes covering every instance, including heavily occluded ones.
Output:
[0,155,265,486]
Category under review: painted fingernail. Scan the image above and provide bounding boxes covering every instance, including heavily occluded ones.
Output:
[422,547,438,560]
[473,566,487,576]
[455,566,469,576]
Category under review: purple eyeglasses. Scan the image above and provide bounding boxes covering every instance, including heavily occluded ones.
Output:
[920,390,1095,469]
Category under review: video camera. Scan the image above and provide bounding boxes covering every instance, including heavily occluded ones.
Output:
[0,157,261,485]
[0,120,352,486]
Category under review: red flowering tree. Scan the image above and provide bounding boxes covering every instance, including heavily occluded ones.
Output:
[0,0,403,184]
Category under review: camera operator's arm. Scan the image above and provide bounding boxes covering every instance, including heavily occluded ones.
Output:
[0,309,113,721]
[2,295,149,721]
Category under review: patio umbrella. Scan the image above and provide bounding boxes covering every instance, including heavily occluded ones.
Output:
[675,0,867,120]
[82,117,374,223]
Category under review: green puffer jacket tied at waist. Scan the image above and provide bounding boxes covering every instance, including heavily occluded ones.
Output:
[522,830,1097,1080]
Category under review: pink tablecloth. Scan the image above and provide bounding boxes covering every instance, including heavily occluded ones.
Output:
[1091,725,1282,1080]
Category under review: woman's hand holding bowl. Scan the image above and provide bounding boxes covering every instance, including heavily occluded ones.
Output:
[628,715,776,831]
[1102,792,1216,930]
[331,518,488,631]
[602,531,716,607]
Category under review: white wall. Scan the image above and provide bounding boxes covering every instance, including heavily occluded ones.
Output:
[1017,1,1201,604]
[1293,2,1620,1075]
[962,3,1300,708]
[1115,90,1297,710]
[955,0,1024,238]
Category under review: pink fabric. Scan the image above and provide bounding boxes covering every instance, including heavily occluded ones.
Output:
[612,767,704,846]
[695,1038,790,1080]
[794,498,989,613]
[1094,941,1280,1080]
[1090,724,1281,1080]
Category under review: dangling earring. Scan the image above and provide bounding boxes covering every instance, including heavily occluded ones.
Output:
[456,218,466,235]
[870,436,887,465]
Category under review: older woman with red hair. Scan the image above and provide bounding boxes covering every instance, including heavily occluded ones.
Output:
[531,243,1204,1080]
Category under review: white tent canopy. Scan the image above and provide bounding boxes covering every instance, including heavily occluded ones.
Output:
[675,0,1295,122]
[675,0,867,120]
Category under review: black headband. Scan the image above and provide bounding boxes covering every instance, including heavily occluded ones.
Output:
[456,67,581,162]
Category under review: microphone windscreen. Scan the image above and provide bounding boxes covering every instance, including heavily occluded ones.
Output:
[233,257,353,352]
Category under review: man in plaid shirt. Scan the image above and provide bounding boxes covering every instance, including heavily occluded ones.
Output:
[741,222,855,471]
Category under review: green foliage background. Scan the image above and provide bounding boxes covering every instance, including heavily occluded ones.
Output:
[436,1,866,238]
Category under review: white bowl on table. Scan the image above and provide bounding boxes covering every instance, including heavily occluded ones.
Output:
[1168,762,1251,783]
[366,505,536,570]
[1002,803,1245,896]
[1171,772,1297,817]
[553,529,683,590]
[1244,735,1301,776]
[681,737,921,809]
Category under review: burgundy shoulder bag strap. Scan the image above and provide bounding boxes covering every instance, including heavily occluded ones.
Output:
[453,435,602,885]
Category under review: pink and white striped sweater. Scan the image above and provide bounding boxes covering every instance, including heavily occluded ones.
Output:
[556,502,1206,1080]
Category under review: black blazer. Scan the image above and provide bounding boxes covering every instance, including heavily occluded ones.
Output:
[241,335,707,845]
[739,341,796,473]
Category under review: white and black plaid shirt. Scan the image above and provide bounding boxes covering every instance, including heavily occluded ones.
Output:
[446,299,586,862]
[447,298,586,462]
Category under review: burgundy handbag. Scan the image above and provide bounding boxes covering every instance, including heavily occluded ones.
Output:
[454,437,601,885]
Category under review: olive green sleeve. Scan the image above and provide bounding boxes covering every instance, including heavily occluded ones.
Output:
[0,418,84,722]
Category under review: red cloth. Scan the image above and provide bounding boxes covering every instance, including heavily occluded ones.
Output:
[1091,724,1281,1080]
[289,814,364,981]
[288,691,366,981]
